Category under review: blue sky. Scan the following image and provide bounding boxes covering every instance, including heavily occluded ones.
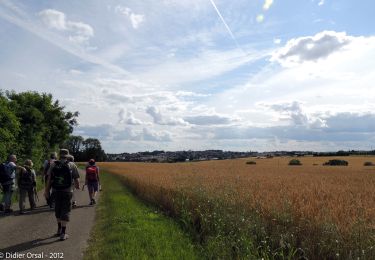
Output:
[1,0,375,152]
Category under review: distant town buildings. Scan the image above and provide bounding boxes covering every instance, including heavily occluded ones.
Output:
[106,149,375,163]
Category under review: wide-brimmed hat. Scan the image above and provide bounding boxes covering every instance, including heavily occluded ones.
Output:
[67,155,75,162]
[24,159,33,168]
[59,149,70,158]
[50,152,57,159]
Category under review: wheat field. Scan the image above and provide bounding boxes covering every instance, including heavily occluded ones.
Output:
[98,156,375,259]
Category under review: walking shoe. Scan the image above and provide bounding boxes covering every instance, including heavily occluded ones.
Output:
[72,201,77,208]
[92,199,96,205]
[89,200,94,205]
[4,208,13,214]
[55,229,61,237]
[19,211,25,215]
[59,233,69,241]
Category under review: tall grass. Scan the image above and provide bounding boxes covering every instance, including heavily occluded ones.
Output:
[98,156,375,259]
[84,171,202,260]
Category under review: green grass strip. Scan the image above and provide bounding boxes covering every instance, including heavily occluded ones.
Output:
[84,172,203,260]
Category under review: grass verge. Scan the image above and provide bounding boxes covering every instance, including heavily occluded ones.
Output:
[84,171,203,260]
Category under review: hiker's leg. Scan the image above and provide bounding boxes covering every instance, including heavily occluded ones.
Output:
[93,182,98,198]
[92,182,99,203]
[49,189,55,208]
[28,189,36,209]
[54,192,62,220]
[59,191,72,222]
[19,188,26,212]
[88,184,93,200]
[44,176,50,205]
[60,221,67,229]
[0,185,5,211]
[59,192,72,238]
[3,185,13,209]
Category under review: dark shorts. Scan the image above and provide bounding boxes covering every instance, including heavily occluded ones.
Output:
[87,181,99,193]
[54,191,73,221]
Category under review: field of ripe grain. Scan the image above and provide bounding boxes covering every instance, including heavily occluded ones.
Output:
[98,156,375,259]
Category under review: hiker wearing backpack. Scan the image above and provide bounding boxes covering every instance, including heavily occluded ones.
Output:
[0,154,20,213]
[44,149,80,241]
[43,152,57,208]
[67,155,77,208]
[85,159,100,205]
[18,159,37,214]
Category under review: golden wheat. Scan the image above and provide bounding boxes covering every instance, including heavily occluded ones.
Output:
[98,156,375,234]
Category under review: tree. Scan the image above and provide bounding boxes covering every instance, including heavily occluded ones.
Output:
[63,135,84,160]
[0,92,20,160]
[4,91,78,169]
[82,138,107,162]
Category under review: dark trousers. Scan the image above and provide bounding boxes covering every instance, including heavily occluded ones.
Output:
[19,188,36,211]
[1,184,14,209]
[54,191,73,221]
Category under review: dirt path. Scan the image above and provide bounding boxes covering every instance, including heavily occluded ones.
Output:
[0,170,98,260]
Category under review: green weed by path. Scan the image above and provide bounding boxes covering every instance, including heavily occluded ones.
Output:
[84,171,203,260]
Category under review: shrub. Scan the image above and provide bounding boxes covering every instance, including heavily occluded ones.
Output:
[246,161,256,165]
[323,159,348,166]
[364,161,374,166]
[288,159,302,166]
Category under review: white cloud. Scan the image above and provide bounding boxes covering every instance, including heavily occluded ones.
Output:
[184,114,235,125]
[38,9,66,30]
[265,101,327,128]
[115,6,144,29]
[113,127,141,141]
[75,124,112,139]
[142,128,172,142]
[273,38,281,44]
[318,0,325,6]
[38,9,94,44]
[210,32,375,141]
[272,31,352,65]
[263,0,274,10]
[126,112,144,125]
[256,14,264,23]
[146,106,187,126]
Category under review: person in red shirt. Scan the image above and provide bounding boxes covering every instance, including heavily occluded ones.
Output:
[85,159,100,205]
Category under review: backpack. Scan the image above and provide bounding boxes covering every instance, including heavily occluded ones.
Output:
[86,166,98,182]
[0,162,13,184]
[51,161,73,190]
[19,168,34,189]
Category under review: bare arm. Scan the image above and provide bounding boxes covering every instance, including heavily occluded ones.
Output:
[85,168,88,184]
[71,163,80,189]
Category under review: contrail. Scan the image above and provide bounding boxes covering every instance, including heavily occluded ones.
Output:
[208,0,241,49]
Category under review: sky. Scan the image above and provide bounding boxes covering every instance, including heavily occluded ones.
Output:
[1,0,375,153]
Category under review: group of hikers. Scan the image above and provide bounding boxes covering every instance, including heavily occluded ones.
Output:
[0,149,100,241]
